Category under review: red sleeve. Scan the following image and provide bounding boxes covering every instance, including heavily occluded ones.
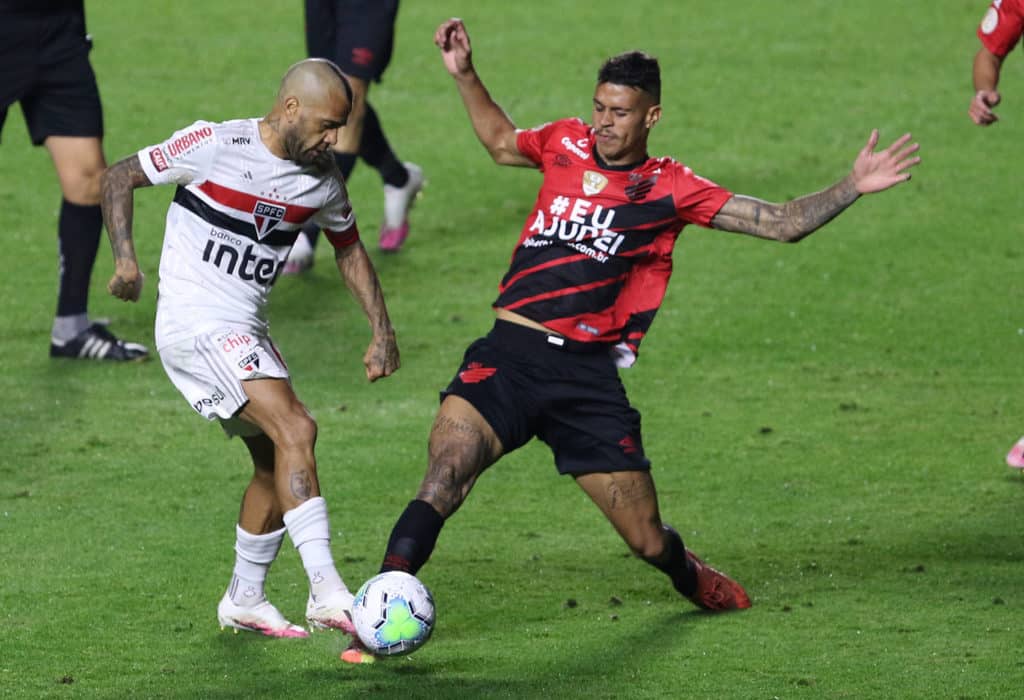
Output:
[671,163,733,227]
[323,223,360,249]
[515,119,571,166]
[978,0,1024,57]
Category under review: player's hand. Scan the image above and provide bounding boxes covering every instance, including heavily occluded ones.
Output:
[969,89,1001,126]
[434,18,473,77]
[850,130,920,195]
[364,330,399,382]
[108,262,144,302]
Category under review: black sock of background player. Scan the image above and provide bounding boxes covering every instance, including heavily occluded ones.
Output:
[360,102,408,189]
[300,152,358,250]
[380,499,445,575]
[56,199,102,317]
[643,525,698,597]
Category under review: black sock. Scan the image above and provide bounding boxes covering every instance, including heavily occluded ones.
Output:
[380,499,445,575]
[643,525,698,597]
[335,151,357,180]
[359,103,408,188]
[56,200,102,317]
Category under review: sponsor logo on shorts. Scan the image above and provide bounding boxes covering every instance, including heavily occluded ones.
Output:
[351,47,375,66]
[192,387,226,414]
[149,147,168,172]
[458,362,497,384]
[253,201,286,239]
[238,352,260,372]
[618,435,638,454]
[219,331,253,353]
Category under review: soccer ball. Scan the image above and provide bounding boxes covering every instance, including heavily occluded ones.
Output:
[351,571,435,656]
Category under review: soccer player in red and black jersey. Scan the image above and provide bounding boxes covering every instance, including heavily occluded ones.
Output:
[344,18,920,659]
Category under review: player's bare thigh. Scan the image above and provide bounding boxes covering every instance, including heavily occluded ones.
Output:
[44,135,106,204]
[417,395,503,517]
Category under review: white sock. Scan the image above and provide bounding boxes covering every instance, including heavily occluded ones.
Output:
[227,525,285,607]
[283,497,347,599]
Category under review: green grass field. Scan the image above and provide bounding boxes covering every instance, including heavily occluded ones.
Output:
[2,1,1023,697]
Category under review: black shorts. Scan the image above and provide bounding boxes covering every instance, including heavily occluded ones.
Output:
[442,320,651,476]
[304,0,400,83]
[0,5,103,145]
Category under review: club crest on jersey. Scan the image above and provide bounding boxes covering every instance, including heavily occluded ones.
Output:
[582,171,608,196]
[252,201,286,239]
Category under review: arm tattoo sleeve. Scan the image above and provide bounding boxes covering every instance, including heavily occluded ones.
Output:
[101,155,152,263]
[712,175,860,242]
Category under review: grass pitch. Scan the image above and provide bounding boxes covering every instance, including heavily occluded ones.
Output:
[2,1,1022,698]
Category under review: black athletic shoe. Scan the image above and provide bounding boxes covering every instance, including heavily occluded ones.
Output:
[50,323,150,362]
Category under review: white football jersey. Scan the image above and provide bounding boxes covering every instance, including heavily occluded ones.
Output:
[138,118,357,350]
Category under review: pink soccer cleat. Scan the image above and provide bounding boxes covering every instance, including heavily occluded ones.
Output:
[1006,436,1024,469]
[306,588,357,635]
[217,594,308,638]
[378,162,423,252]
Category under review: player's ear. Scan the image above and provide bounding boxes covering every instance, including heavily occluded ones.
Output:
[645,104,661,129]
[283,95,301,122]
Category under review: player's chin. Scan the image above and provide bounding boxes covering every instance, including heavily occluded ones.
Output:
[309,150,335,172]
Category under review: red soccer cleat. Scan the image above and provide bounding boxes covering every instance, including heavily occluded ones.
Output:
[684,550,752,611]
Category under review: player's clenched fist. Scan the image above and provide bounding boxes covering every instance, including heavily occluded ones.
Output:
[108,266,144,302]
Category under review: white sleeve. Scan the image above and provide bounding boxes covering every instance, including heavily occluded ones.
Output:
[137,120,218,186]
[314,179,359,248]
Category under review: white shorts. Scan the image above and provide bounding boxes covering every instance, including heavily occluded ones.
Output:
[158,326,289,437]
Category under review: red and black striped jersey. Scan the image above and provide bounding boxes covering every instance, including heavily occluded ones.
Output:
[496,118,731,366]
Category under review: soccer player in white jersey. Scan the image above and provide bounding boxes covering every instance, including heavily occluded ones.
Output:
[99,59,400,638]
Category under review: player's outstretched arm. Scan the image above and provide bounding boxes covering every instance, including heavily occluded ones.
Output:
[100,154,154,301]
[711,130,920,243]
[434,18,533,167]
[970,47,1003,126]
[334,241,399,381]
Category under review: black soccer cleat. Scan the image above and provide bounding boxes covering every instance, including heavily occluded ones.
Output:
[50,323,150,362]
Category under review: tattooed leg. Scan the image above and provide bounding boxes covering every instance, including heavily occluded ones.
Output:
[417,396,503,517]
[380,396,503,574]
[576,470,667,560]
[238,378,321,512]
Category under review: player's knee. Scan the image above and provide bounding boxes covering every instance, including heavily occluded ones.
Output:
[61,166,105,205]
[274,411,318,451]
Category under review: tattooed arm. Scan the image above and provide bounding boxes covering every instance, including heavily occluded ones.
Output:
[100,155,154,301]
[334,240,400,381]
[711,130,920,242]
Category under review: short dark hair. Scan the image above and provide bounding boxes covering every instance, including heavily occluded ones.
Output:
[597,51,661,103]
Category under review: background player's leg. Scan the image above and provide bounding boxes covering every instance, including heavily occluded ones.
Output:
[380,395,503,574]
[46,135,148,360]
[238,378,356,631]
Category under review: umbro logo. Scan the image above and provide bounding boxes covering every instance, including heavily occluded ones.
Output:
[618,435,638,454]
[458,362,497,384]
